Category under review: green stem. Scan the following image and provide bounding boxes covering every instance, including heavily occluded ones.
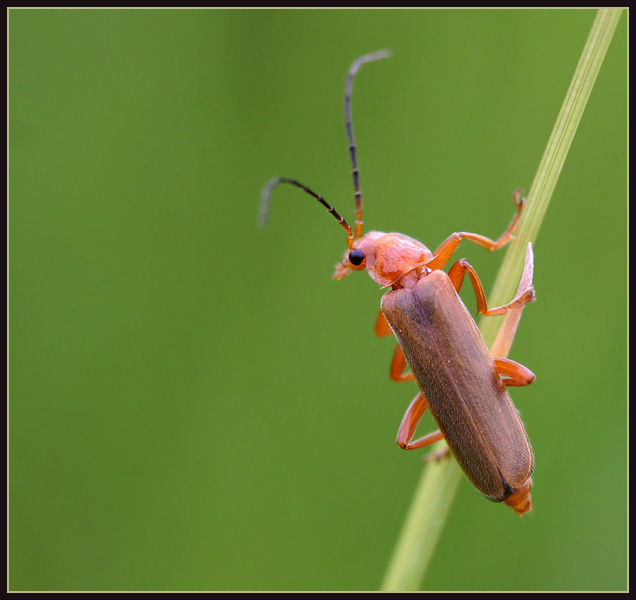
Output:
[480,7,623,340]
[380,8,622,592]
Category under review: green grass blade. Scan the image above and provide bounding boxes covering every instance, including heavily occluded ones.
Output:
[480,7,623,341]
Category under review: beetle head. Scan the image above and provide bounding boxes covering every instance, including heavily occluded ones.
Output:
[334,231,433,288]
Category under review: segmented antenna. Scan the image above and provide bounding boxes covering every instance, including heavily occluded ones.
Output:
[344,49,391,239]
[259,50,391,248]
[260,177,355,249]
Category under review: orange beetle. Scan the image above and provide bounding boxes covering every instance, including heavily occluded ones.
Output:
[261,51,536,514]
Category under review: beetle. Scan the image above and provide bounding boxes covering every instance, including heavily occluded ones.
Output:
[260,50,536,515]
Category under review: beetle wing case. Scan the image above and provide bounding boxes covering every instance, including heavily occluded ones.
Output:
[381,270,534,502]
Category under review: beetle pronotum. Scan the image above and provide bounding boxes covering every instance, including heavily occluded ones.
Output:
[260,51,536,515]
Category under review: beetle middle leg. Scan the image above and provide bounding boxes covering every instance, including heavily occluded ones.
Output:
[375,310,392,336]
[389,345,414,382]
[447,258,535,316]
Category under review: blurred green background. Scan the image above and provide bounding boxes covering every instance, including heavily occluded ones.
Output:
[9,8,626,592]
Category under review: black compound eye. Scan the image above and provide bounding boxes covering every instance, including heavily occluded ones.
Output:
[348,248,365,266]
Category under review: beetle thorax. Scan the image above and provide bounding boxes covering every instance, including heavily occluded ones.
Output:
[367,232,432,288]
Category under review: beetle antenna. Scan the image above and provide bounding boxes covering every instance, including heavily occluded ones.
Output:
[344,49,391,240]
[259,177,355,249]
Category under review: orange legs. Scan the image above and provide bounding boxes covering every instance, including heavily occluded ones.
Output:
[376,311,414,382]
[493,357,535,387]
[375,310,392,336]
[396,393,444,450]
[389,346,415,382]
[377,305,535,452]
[377,311,438,450]
[447,257,535,316]
[374,193,534,456]
[426,189,525,272]
[395,358,534,453]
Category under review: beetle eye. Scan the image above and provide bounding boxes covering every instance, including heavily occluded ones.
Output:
[349,248,365,266]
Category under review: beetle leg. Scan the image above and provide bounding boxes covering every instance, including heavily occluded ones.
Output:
[426,189,525,271]
[493,357,535,387]
[397,392,445,450]
[447,258,535,316]
[390,345,414,382]
[375,310,393,337]
[377,311,414,382]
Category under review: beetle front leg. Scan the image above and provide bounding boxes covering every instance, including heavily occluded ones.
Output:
[447,258,535,316]
[397,392,445,450]
[376,312,414,382]
[426,189,525,271]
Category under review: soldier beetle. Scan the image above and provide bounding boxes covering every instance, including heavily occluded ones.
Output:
[260,51,536,515]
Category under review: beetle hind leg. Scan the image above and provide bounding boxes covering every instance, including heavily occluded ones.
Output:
[397,392,445,450]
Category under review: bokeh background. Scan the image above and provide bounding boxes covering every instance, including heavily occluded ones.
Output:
[9,8,627,592]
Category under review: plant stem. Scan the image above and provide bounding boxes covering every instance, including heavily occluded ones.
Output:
[380,8,623,592]
[480,7,623,341]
